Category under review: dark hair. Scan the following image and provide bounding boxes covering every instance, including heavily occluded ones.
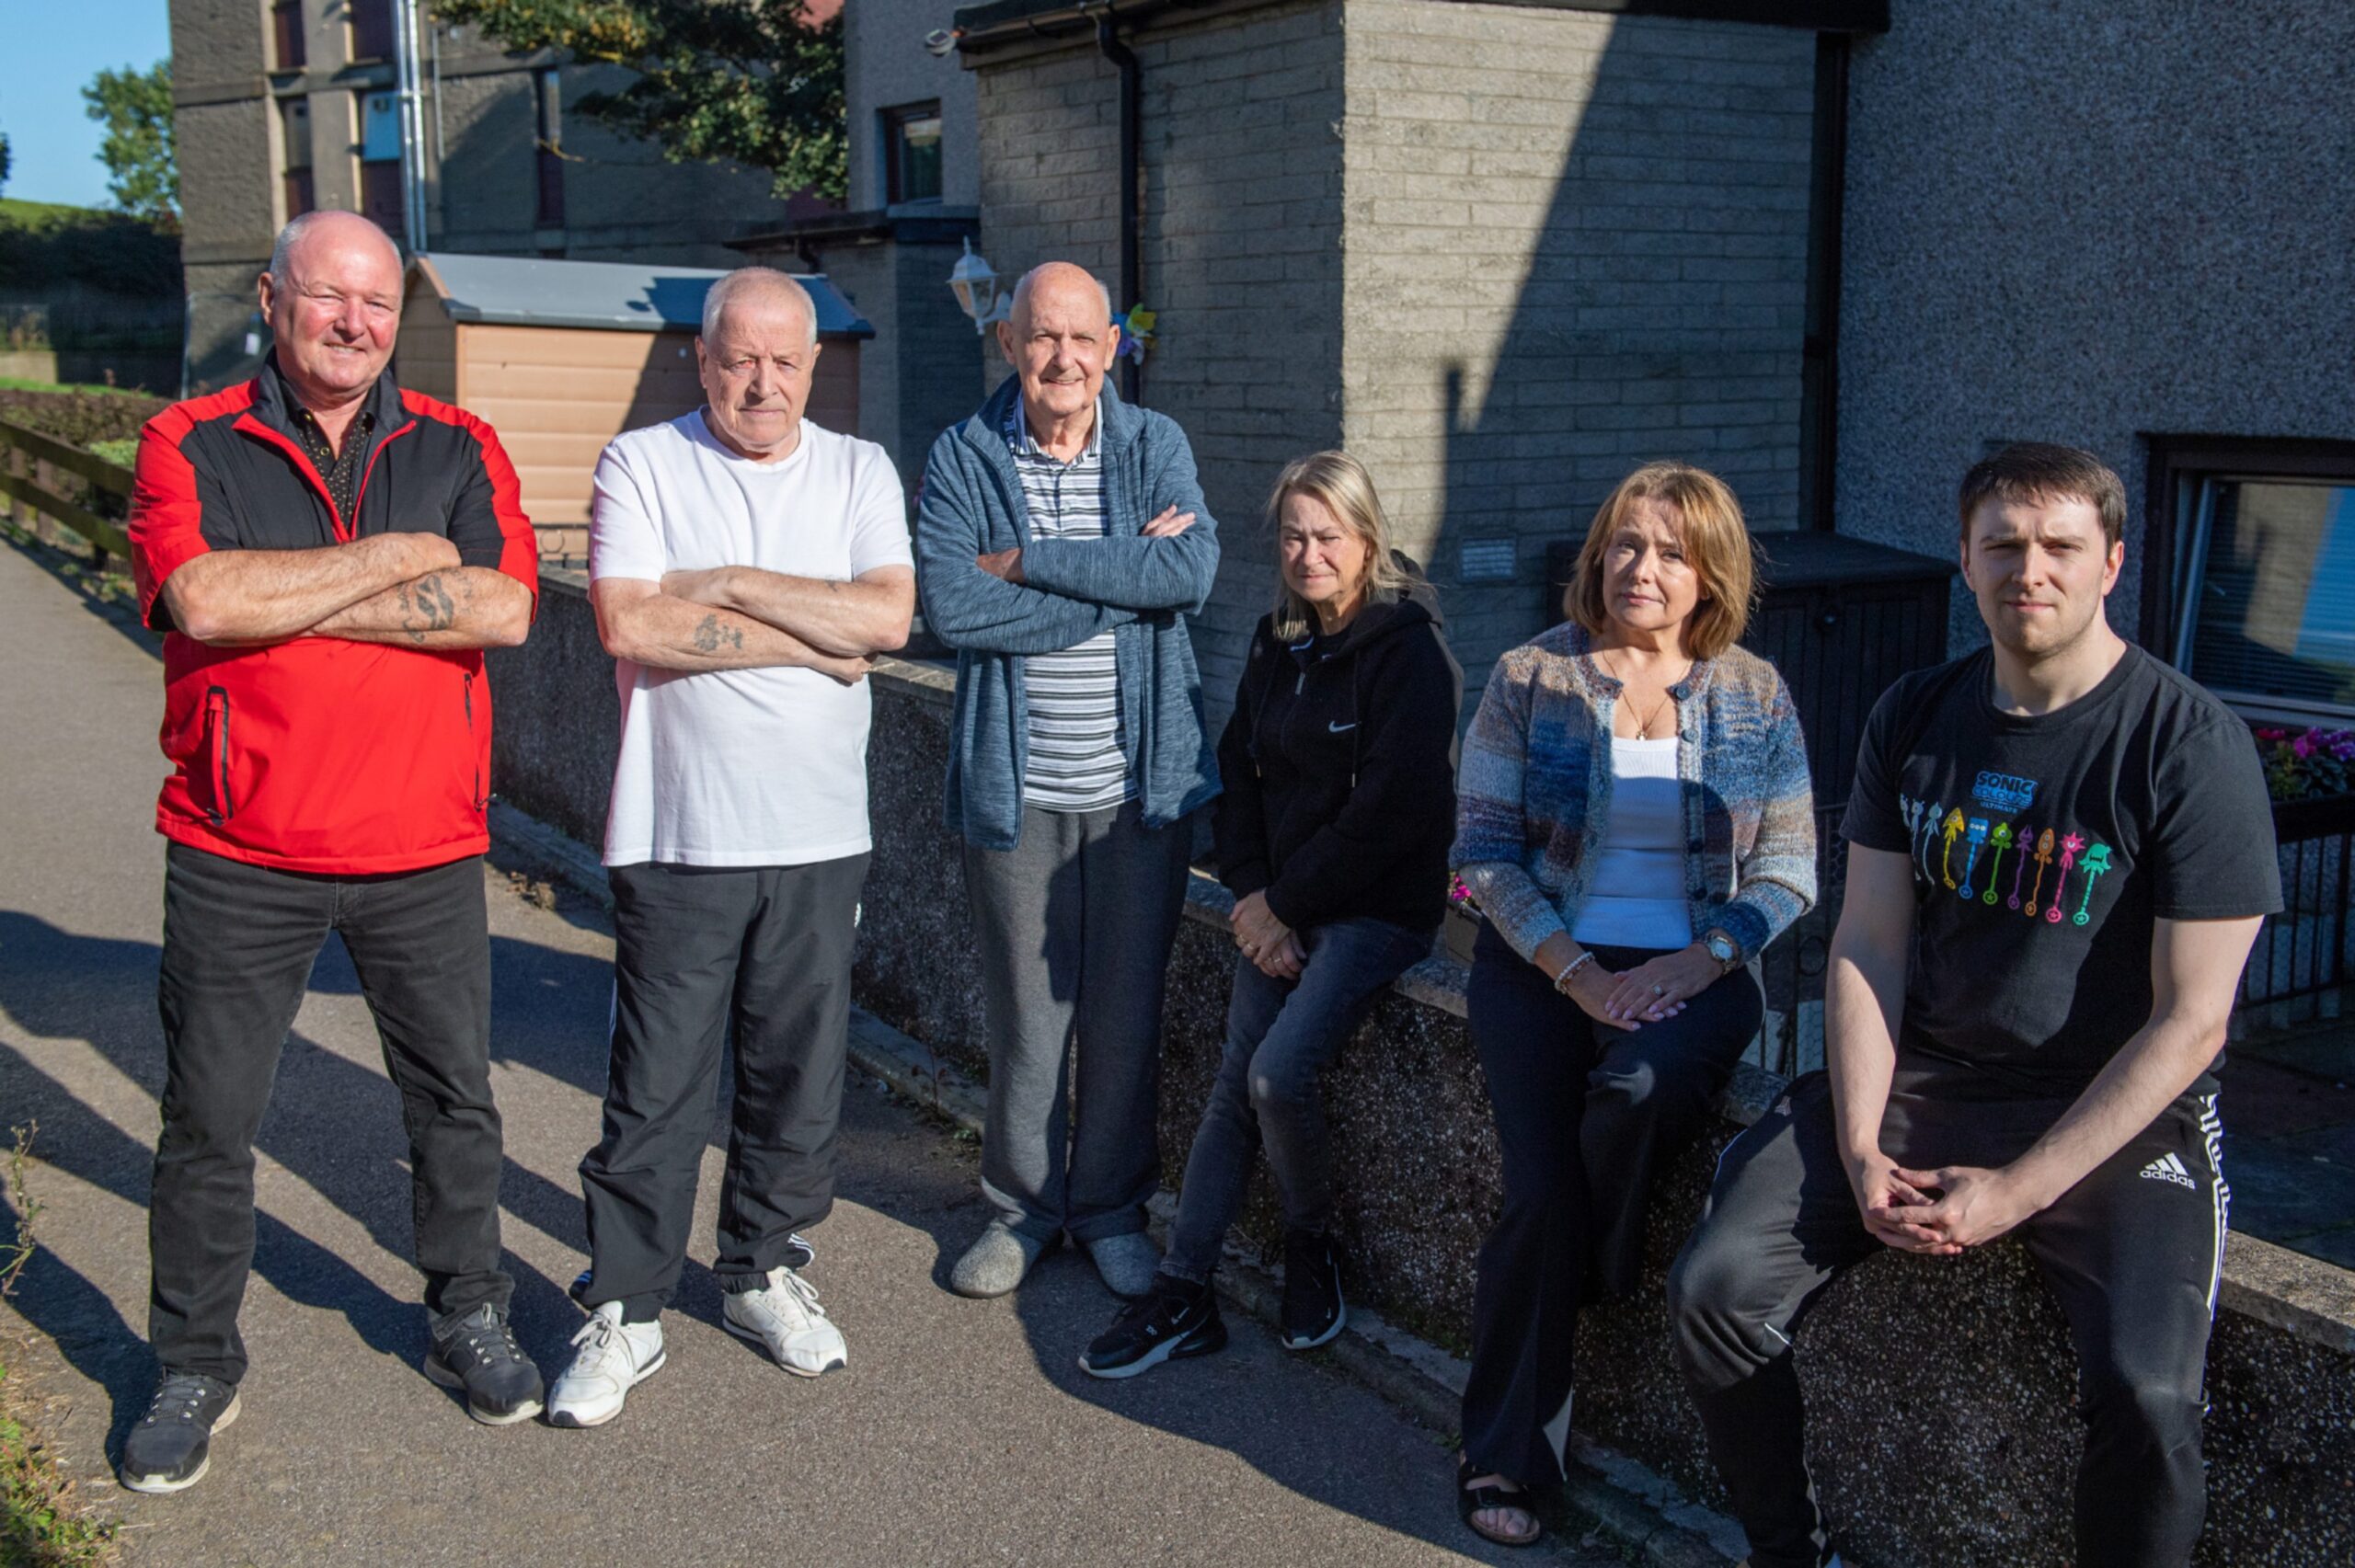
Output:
[1958,443,2126,550]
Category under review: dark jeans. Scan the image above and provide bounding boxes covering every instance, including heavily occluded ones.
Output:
[1668,1069,2225,1568]
[576,854,868,1322]
[961,800,1193,1244]
[151,843,511,1384]
[1460,922,1762,1488]
[1163,916,1433,1283]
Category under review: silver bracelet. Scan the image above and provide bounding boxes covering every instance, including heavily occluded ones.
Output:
[1554,950,1596,994]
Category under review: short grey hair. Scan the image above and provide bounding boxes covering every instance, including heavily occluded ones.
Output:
[1008,264,1113,326]
[700,267,820,349]
[268,210,401,290]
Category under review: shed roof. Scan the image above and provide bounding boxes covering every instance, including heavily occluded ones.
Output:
[408,253,875,339]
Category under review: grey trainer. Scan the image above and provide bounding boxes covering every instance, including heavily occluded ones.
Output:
[1086,1231,1163,1299]
[949,1220,1046,1298]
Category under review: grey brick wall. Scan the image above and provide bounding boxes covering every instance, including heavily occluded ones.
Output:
[968,0,1816,719]
[971,1,1346,719]
[1339,0,1815,701]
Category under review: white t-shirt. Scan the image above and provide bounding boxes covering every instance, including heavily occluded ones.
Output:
[588,411,913,868]
[1572,736,1694,950]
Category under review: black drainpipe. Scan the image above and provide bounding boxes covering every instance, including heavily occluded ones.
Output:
[1095,11,1143,405]
[1797,29,1851,532]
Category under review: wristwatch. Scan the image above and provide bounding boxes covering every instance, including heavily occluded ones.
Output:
[1703,929,1742,974]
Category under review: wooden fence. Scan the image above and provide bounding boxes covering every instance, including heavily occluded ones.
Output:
[0,416,132,558]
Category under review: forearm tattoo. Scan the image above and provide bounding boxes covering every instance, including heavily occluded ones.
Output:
[690,612,744,654]
[397,574,461,645]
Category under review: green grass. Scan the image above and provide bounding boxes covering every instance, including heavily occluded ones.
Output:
[0,1125,118,1567]
[0,199,105,228]
[0,379,150,400]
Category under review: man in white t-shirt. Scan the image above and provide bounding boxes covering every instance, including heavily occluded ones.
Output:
[546,268,914,1427]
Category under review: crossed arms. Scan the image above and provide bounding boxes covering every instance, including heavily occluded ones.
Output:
[591,564,914,679]
[1825,845,2260,1253]
[162,532,531,649]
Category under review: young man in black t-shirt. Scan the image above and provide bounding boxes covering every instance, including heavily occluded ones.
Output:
[1666,445,2280,1568]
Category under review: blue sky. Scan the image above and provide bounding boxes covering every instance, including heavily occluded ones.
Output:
[2,0,174,210]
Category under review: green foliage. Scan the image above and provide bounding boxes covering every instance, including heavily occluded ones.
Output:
[81,63,178,224]
[436,0,845,199]
[1,1124,117,1566]
[0,133,12,199]
[0,201,180,301]
[0,386,167,449]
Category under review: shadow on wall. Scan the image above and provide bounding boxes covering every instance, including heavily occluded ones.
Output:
[1419,17,1813,698]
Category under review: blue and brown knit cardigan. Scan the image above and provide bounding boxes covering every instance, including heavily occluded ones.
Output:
[1452,620,1818,966]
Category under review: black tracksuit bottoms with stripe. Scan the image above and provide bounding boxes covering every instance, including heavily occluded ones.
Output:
[1667,1065,2227,1568]
[576,854,868,1322]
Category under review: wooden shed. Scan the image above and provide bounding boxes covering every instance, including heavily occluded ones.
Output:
[398,254,873,535]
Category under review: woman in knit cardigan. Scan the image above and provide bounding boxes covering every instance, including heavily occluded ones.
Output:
[1451,462,1816,1549]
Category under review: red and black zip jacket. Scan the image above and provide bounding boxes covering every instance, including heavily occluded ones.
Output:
[128,363,538,875]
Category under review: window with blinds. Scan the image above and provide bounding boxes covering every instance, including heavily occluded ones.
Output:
[2170,471,2355,722]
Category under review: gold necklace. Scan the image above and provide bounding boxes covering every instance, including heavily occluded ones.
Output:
[1598,648,1685,739]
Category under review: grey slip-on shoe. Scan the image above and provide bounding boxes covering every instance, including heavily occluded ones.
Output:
[1086,1231,1163,1299]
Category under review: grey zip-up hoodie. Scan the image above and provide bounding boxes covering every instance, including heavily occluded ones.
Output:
[913,376,1222,850]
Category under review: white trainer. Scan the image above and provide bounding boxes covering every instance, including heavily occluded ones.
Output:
[722,1264,847,1377]
[546,1302,665,1428]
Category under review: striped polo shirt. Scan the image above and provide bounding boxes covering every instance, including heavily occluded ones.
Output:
[1006,395,1131,812]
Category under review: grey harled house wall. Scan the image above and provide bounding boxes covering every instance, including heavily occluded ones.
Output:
[1833,0,2355,655]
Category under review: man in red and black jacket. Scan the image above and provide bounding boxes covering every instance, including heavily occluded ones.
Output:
[120,212,543,1494]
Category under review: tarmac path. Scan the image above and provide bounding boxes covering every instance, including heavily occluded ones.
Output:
[0,534,1615,1567]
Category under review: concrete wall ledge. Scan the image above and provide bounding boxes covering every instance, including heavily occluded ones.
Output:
[488,569,2355,1566]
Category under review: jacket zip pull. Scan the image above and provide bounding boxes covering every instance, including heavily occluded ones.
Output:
[205,685,234,825]
[465,672,484,811]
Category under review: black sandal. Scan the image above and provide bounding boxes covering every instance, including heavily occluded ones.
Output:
[1456,1457,1542,1549]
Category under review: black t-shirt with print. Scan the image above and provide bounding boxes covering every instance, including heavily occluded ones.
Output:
[1842,644,2282,1096]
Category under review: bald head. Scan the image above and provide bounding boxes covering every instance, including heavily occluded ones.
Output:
[1008,262,1113,332]
[269,210,402,293]
[258,210,406,412]
[703,267,819,350]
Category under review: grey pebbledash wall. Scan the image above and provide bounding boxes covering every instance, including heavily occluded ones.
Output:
[963,0,1814,720]
[1832,0,2355,656]
[483,577,2355,1568]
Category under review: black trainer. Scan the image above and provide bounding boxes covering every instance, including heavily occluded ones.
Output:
[1281,1229,1346,1350]
[1078,1275,1226,1379]
[119,1371,240,1494]
[424,1304,545,1425]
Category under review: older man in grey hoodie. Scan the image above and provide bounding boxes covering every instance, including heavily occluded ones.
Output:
[913,261,1220,1299]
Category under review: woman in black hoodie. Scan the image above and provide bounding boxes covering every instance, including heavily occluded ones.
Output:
[1081,450,1462,1379]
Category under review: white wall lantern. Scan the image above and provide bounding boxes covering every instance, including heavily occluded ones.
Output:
[949,237,1008,334]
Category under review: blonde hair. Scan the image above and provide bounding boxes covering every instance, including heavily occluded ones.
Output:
[1268,451,1419,640]
[1564,461,1754,660]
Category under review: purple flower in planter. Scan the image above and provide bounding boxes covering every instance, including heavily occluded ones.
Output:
[2294,733,2316,759]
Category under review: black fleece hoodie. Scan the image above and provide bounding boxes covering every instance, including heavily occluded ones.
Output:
[1212,579,1464,935]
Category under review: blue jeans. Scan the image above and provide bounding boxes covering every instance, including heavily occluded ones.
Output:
[1163,916,1433,1283]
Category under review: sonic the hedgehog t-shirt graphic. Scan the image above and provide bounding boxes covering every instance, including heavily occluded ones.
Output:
[1842,646,2280,1097]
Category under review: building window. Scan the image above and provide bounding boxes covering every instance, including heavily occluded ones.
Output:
[882,102,943,205]
[350,0,396,62]
[534,69,565,229]
[359,89,404,238]
[2151,437,2355,723]
[280,97,314,220]
[271,0,306,71]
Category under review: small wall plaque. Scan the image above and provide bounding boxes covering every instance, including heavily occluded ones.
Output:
[1460,537,1519,582]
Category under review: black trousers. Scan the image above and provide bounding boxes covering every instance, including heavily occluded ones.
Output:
[1460,923,1763,1487]
[151,843,511,1384]
[576,854,867,1322]
[1667,1068,2227,1568]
